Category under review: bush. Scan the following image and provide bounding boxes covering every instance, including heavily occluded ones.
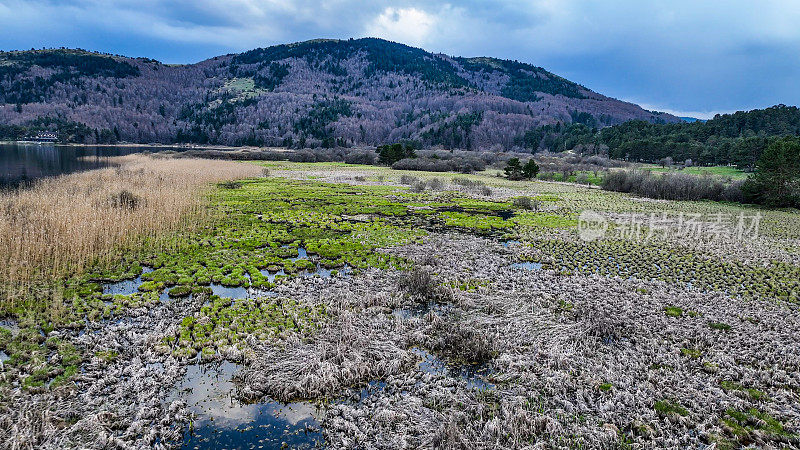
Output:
[399,175,418,185]
[219,180,243,189]
[452,178,481,188]
[108,190,141,210]
[344,150,376,165]
[391,156,485,173]
[512,196,540,211]
[410,181,427,193]
[427,178,444,190]
[398,268,450,302]
[601,169,743,202]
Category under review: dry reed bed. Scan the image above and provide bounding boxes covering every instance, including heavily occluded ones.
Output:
[0,155,261,313]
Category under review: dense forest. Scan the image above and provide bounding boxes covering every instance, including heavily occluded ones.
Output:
[521,105,800,168]
[0,38,676,148]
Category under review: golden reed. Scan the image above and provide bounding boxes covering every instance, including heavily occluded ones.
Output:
[0,154,262,315]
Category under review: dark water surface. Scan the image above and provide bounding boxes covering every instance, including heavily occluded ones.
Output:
[178,361,323,450]
[0,143,179,188]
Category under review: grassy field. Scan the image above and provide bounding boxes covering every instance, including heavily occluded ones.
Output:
[642,164,748,179]
[2,158,799,448]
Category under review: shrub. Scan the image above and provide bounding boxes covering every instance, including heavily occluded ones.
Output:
[108,190,141,210]
[601,169,744,202]
[392,157,484,173]
[399,175,418,185]
[427,178,444,190]
[410,181,427,193]
[398,268,451,302]
[512,196,540,211]
[220,180,243,189]
[344,150,376,165]
[452,178,476,187]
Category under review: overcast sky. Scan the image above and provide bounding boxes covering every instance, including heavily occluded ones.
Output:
[1,0,798,118]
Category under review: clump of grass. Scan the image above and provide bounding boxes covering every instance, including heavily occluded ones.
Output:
[664,305,683,317]
[722,408,795,442]
[654,399,688,417]
[599,383,613,392]
[107,189,142,210]
[720,381,769,401]
[709,321,732,331]
[398,268,451,303]
[680,347,702,359]
[220,180,243,189]
[168,285,192,298]
[426,316,498,363]
[94,349,119,362]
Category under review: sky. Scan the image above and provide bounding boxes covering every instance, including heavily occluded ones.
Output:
[1,0,799,119]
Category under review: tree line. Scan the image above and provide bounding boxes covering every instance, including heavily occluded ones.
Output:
[521,105,800,169]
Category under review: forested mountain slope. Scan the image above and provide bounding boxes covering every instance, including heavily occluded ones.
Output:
[0,38,678,148]
[523,104,800,167]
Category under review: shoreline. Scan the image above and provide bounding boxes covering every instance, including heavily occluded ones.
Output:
[1,140,295,152]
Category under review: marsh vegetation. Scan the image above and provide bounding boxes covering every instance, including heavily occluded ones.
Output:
[0,155,799,449]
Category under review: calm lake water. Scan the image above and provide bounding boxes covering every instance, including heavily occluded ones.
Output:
[0,142,177,188]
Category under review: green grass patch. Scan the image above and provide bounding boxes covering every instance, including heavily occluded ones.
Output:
[709,321,732,331]
[664,306,683,317]
[720,381,768,401]
[654,399,688,417]
[680,347,702,359]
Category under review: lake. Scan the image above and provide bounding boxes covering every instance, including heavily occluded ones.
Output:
[0,142,178,188]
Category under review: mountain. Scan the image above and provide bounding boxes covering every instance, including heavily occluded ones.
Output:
[0,38,680,149]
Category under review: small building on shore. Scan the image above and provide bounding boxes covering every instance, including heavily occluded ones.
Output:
[29,132,58,142]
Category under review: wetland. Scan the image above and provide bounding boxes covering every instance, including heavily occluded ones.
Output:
[1,154,799,449]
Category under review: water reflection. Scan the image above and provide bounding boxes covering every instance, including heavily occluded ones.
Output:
[412,347,494,389]
[179,361,323,449]
[0,143,179,188]
[103,267,154,296]
[510,262,542,271]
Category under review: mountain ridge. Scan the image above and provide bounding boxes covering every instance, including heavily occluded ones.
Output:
[0,38,680,149]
